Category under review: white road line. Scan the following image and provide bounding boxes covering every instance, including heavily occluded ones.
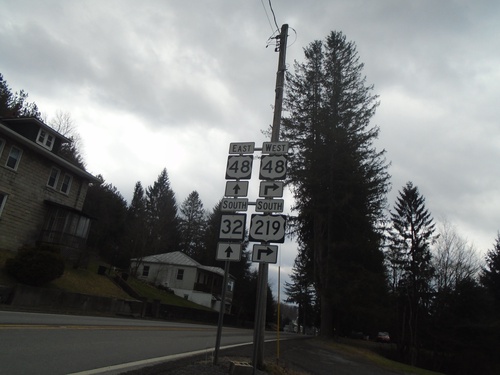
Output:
[68,341,253,375]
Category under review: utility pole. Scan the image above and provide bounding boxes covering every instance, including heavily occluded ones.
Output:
[252,23,288,372]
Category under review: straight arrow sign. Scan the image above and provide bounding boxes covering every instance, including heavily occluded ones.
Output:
[216,243,242,262]
[225,181,249,197]
[252,244,278,264]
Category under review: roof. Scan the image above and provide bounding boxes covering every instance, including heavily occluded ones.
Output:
[134,251,231,279]
[0,120,99,183]
[1,117,71,143]
[140,251,200,267]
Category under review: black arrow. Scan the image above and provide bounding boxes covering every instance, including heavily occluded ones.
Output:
[224,246,233,258]
[264,183,280,196]
[258,247,274,260]
[232,183,241,194]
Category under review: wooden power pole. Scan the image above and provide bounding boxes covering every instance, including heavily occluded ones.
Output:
[253,23,288,372]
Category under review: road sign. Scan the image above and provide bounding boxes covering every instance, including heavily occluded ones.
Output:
[219,214,246,240]
[259,181,284,198]
[259,155,287,180]
[225,181,249,197]
[261,141,289,154]
[255,199,284,213]
[216,243,242,262]
[252,244,278,263]
[221,198,248,212]
[229,142,255,154]
[249,214,286,243]
[226,155,253,180]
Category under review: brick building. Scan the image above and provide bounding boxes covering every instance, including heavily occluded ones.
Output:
[0,117,99,261]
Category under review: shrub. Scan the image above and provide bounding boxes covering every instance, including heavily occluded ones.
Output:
[5,246,65,286]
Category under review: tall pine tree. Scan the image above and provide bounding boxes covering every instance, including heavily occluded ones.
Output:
[388,181,436,365]
[179,191,207,259]
[284,246,317,332]
[145,168,180,255]
[124,181,149,271]
[282,31,390,337]
[83,176,128,267]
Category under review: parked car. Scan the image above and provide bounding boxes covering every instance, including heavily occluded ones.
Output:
[376,331,390,342]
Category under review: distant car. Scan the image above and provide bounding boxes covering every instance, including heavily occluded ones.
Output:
[376,331,390,342]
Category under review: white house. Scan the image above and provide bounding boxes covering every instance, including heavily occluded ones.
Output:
[130,251,235,313]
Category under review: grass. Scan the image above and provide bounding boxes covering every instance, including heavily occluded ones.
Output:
[49,260,131,299]
[321,338,444,375]
[126,277,213,310]
[0,249,213,311]
[260,338,444,375]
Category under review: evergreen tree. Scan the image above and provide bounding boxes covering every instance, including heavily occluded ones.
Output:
[124,181,149,271]
[200,199,224,266]
[145,168,180,255]
[282,31,390,337]
[0,73,41,119]
[284,246,317,332]
[83,175,128,267]
[179,191,207,259]
[388,181,436,365]
[481,233,500,308]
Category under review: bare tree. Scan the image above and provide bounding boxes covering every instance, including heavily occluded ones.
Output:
[433,219,480,293]
[47,110,86,167]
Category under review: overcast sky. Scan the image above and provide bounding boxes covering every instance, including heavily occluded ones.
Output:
[1,0,499,298]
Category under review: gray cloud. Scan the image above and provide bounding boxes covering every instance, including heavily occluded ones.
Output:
[1,1,499,294]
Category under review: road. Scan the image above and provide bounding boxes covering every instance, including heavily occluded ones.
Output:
[0,310,290,375]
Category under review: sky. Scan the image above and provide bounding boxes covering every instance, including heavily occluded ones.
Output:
[1,0,499,299]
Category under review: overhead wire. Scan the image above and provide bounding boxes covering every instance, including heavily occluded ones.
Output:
[260,0,276,35]
[267,0,280,33]
[261,0,283,52]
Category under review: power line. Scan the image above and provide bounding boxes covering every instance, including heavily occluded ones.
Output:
[260,0,275,35]
[267,0,280,33]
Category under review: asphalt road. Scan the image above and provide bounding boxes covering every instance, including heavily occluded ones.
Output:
[0,310,291,375]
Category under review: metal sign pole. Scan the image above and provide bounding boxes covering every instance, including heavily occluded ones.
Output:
[213,260,230,365]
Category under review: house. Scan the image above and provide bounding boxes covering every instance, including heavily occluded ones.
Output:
[131,251,235,313]
[0,117,99,262]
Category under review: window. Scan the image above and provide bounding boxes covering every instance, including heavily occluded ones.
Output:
[0,192,7,217]
[227,280,234,292]
[5,146,22,170]
[47,167,60,188]
[142,265,150,277]
[0,138,5,157]
[176,269,184,280]
[37,129,55,150]
[60,174,72,194]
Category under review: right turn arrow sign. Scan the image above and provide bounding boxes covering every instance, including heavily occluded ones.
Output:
[252,244,278,264]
